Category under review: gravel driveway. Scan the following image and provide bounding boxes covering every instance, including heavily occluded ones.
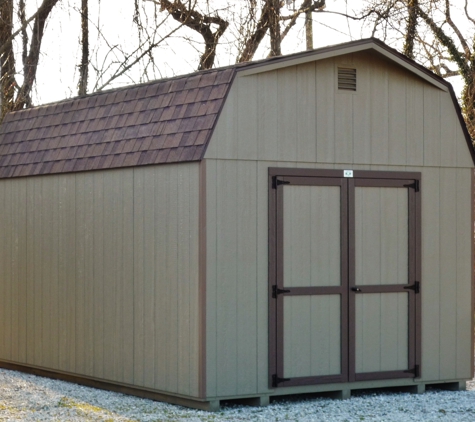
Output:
[0,369,474,421]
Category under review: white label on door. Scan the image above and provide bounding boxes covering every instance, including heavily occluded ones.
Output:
[344,170,353,177]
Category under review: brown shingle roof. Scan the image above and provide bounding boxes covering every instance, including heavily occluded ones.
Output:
[0,67,235,178]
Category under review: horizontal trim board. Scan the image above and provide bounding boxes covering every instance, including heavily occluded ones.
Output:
[269,168,421,181]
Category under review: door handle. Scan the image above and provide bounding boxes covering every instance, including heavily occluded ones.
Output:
[351,287,362,292]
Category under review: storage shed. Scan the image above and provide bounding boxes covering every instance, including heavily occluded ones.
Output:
[0,38,473,410]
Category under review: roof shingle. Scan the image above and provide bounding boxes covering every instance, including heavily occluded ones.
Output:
[0,67,235,178]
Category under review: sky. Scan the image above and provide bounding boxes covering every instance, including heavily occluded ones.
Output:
[21,0,472,105]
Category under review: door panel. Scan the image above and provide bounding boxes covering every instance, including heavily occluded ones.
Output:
[355,187,408,286]
[355,293,408,373]
[283,185,341,288]
[283,295,341,378]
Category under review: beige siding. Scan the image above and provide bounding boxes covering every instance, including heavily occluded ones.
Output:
[204,52,473,169]
[0,163,201,398]
[206,160,473,396]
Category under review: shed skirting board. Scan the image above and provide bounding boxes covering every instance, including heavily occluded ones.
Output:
[0,360,217,411]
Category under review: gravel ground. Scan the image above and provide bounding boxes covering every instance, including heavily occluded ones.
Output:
[0,370,474,421]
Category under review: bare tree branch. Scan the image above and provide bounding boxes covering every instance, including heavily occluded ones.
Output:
[444,0,471,58]
[149,0,229,70]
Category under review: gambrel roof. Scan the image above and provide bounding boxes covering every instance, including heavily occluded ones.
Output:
[0,38,473,178]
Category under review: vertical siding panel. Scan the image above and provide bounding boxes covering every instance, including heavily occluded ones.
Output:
[32,179,43,365]
[83,174,95,376]
[370,62,389,165]
[316,59,335,163]
[177,165,191,394]
[423,87,441,166]
[296,63,317,162]
[189,166,200,397]
[456,168,472,378]
[6,181,14,361]
[121,171,135,384]
[236,160,258,393]
[439,168,457,380]
[143,168,156,388]
[439,94,457,167]
[154,166,169,392]
[334,91,353,164]
[352,58,371,164]
[40,178,58,367]
[277,67,298,162]
[388,70,407,165]
[26,178,36,364]
[93,172,105,379]
[205,159,218,397]
[75,175,87,375]
[14,179,28,363]
[0,182,10,360]
[421,167,440,380]
[102,170,116,380]
[167,166,179,393]
[237,75,258,160]
[58,176,76,373]
[133,168,145,386]
[406,77,424,166]
[216,159,238,396]
[258,72,279,161]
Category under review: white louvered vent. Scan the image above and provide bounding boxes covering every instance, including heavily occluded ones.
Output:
[338,67,357,91]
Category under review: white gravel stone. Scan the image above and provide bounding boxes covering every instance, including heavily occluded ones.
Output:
[0,369,474,421]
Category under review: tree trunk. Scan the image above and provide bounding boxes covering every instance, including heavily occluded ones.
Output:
[14,0,60,111]
[0,0,16,121]
[269,0,281,56]
[403,0,418,59]
[78,0,89,96]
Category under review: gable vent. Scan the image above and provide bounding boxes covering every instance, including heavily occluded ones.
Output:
[338,67,357,91]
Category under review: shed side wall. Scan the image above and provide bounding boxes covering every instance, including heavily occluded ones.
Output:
[0,163,200,398]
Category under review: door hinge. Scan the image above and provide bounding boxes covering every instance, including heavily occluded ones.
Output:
[404,180,420,192]
[272,285,291,298]
[272,176,290,189]
[404,281,420,294]
[272,374,291,387]
[405,364,420,378]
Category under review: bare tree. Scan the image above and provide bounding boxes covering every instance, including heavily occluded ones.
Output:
[0,0,60,121]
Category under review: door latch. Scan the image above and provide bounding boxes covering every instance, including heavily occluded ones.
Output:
[351,287,362,292]
[272,285,291,298]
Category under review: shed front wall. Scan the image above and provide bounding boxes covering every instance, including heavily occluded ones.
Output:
[0,163,201,398]
[204,51,473,399]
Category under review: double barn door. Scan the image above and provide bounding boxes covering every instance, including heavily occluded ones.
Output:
[268,169,421,388]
